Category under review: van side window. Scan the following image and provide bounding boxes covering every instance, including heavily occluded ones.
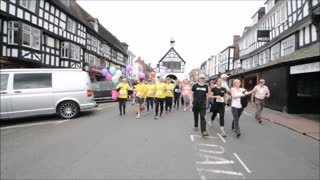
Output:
[14,73,52,89]
[0,74,9,91]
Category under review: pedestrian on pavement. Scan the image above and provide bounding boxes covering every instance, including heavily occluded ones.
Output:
[134,78,147,119]
[252,79,271,124]
[173,80,182,110]
[230,79,254,137]
[182,79,192,112]
[154,77,166,119]
[209,78,227,137]
[116,78,131,116]
[191,74,209,136]
[146,79,156,112]
[165,77,174,113]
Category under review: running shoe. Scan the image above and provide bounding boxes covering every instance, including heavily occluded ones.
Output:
[221,130,227,137]
[136,113,141,119]
[202,131,209,136]
[193,127,199,131]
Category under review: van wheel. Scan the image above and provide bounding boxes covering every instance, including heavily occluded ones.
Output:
[58,101,80,119]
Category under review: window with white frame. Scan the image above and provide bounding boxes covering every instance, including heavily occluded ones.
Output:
[264,49,270,64]
[70,43,80,61]
[280,3,287,23]
[259,52,264,65]
[253,55,259,67]
[117,52,123,62]
[22,24,41,50]
[89,54,95,65]
[20,0,36,13]
[87,34,98,52]
[8,21,19,45]
[271,43,280,61]
[281,35,295,56]
[67,17,76,34]
[45,35,55,48]
[61,42,69,58]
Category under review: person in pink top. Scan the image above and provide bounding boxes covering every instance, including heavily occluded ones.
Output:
[182,79,192,111]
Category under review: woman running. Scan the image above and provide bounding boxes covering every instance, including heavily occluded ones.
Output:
[146,79,156,112]
[173,80,182,110]
[165,77,174,113]
[134,78,147,119]
[230,79,254,137]
[116,78,130,116]
[181,79,192,111]
[209,78,227,137]
[154,77,166,119]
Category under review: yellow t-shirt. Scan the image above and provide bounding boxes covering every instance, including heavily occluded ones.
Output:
[135,83,147,98]
[165,83,174,97]
[117,82,130,99]
[155,82,166,99]
[146,84,156,98]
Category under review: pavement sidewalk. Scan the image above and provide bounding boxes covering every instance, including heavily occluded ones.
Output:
[244,103,320,140]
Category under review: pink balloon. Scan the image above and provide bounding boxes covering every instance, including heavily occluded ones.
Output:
[106,74,112,80]
[163,66,168,73]
[139,73,145,79]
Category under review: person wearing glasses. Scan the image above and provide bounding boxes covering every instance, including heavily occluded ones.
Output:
[252,79,270,124]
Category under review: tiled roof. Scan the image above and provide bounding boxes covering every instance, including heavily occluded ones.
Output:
[51,0,127,54]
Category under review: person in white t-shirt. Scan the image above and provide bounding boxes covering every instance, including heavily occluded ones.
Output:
[251,79,270,124]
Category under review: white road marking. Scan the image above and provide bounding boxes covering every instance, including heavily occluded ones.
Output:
[243,111,253,117]
[217,133,226,143]
[190,135,195,142]
[233,153,252,173]
[197,168,244,177]
[54,120,69,125]
[0,121,58,130]
[190,134,217,139]
[201,175,207,180]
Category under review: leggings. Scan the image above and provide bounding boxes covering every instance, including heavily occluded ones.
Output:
[211,102,225,127]
[146,97,154,111]
[165,97,173,111]
[174,93,181,108]
[155,98,165,116]
[118,98,127,114]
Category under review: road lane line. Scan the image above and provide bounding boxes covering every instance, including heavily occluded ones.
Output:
[190,134,218,139]
[197,168,244,177]
[233,153,252,173]
[243,111,253,117]
[217,133,226,143]
[0,121,58,130]
[54,120,69,125]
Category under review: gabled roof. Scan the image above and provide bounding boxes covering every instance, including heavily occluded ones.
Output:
[51,0,127,54]
[158,47,186,64]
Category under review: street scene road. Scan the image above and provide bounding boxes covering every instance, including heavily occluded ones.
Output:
[1,103,319,179]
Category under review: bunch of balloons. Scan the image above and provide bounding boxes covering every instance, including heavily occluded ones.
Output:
[100,66,123,84]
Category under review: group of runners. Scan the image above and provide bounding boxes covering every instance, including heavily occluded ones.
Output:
[114,73,270,138]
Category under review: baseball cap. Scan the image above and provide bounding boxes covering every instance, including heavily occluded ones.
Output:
[221,74,229,78]
[199,74,205,79]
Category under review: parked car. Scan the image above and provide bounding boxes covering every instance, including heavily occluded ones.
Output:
[0,68,97,120]
[91,80,116,102]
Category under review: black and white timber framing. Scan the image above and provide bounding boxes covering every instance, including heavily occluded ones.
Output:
[0,0,128,78]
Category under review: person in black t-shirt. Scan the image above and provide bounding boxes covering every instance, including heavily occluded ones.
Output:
[209,78,227,137]
[191,74,209,136]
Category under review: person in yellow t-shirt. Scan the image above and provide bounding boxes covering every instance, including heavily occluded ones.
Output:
[116,78,131,116]
[134,78,147,119]
[165,77,174,113]
[154,77,166,119]
[146,79,156,112]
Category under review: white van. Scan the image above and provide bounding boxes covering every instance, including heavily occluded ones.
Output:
[0,69,97,120]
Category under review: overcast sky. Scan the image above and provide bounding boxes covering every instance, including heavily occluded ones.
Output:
[77,0,265,75]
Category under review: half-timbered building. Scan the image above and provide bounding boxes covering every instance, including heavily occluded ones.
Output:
[0,0,128,82]
[230,0,320,113]
[157,38,186,80]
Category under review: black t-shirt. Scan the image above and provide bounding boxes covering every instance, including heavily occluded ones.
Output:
[211,87,227,103]
[174,85,181,94]
[192,83,209,103]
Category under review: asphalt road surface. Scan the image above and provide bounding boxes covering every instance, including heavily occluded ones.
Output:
[1,102,319,179]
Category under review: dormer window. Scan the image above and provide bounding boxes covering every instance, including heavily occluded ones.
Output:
[93,19,99,32]
[60,0,70,7]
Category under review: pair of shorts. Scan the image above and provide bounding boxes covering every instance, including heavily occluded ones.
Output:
[135,97,145,104]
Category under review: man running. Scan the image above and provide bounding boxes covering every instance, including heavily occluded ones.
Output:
[191,74,209,136]
[146,79,156,112]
